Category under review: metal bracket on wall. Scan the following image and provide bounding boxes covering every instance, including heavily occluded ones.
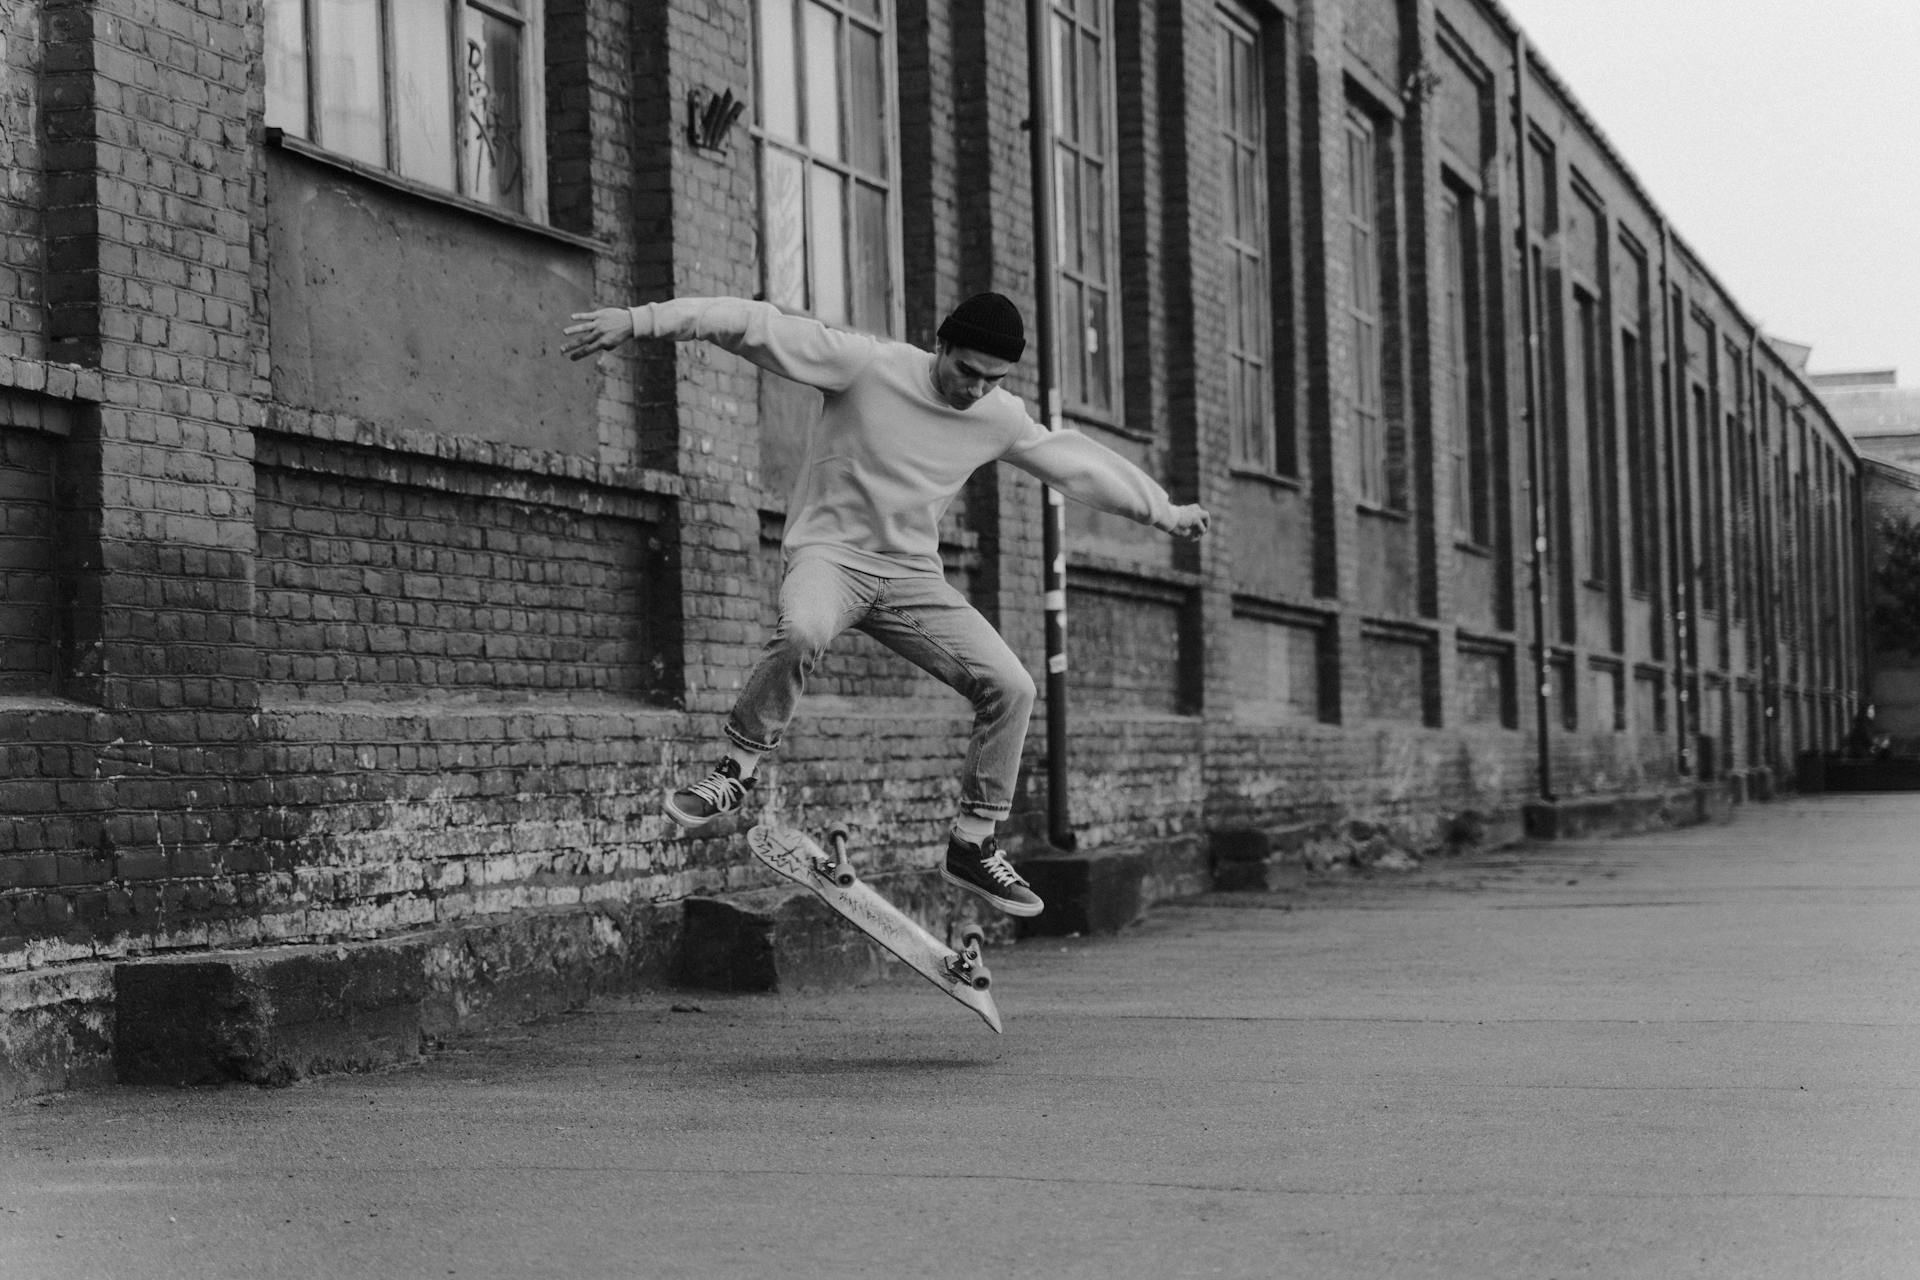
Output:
[687,87,746,154]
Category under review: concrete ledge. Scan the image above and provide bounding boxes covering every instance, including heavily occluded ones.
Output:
[2,900,681,1098]
[1013,837,1209,938]
[114,939,433,1087]
[1522,783,1734,842]
[1207,810,1529,890]
[0,966,116,1104]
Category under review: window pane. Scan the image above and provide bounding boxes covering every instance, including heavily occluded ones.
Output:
[760,0,799,141]
[394,0,456,190]
[803,2,842,161]
[848,22,886,178]
[764,149,807,309]
[1057,277,1084,404]
[852,181,890,334]
[1055,146,1079,269]
[314,0,385,164]
[264,0,308,136]
[1245,361,1271,469]
[1236,31,1259,136]
[1086,287,1110,409]
[1082,158,1106,272]
[462,4,527,211]
[1080,31,1103,158]
[1243,254,1266,348]
[808,166,848,323]
[1053,14,1075,142]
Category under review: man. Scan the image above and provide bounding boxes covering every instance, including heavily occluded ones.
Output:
[562,293,1208,917]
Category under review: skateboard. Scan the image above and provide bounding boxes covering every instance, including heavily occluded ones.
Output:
[747,823,1003,1034]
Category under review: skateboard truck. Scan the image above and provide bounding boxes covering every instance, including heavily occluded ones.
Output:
[812,823,858,887]
[944,922,992,991]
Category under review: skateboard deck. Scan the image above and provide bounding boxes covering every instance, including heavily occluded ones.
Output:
[748,823,1003,1034]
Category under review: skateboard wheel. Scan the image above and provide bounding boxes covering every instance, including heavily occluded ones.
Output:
[945,954,990,991]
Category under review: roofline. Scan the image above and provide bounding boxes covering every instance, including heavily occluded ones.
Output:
[1457,0,1858,464]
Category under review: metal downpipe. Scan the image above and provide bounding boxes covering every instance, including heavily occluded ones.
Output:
[1027,0,1074,850]
[1512,34,1554,803]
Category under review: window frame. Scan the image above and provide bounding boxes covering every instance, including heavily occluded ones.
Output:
[1440,173,1491,547]
[1343,95,1403,511]
[1216,2,1284,475]
[1573,286,1614,586]
[751,0,904,337]
[1051,0,1124,423]
[264,0,549,223]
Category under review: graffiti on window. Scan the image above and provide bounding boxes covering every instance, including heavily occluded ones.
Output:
[466,37,524,204]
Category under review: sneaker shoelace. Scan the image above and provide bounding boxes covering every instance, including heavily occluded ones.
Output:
[979,850,1027,889]
[685,770,746,812]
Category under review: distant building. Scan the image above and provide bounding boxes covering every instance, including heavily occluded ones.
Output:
[1815,369,1920,742]
[1812,369,1920,472]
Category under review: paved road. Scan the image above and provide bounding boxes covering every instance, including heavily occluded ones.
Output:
[5,793,1918,1279]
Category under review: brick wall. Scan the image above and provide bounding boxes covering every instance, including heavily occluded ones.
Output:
[0,0,1871,1097]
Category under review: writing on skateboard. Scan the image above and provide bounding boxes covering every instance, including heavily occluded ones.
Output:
[747,823,1003,1033]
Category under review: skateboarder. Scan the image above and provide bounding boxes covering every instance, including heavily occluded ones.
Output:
[562,292,1209,917]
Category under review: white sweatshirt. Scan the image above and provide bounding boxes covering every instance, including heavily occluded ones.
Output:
[631,298,1179,577]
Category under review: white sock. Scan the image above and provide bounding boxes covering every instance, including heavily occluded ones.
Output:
[726,747,762,779]
[951,813,995,846]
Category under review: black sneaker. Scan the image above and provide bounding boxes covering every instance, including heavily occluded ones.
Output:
[664,758,755,829]
[941,834,1043,918]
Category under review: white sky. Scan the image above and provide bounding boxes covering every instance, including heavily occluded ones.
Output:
[1494,0,1920,385]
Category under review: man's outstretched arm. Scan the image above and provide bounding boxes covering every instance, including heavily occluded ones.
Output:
[561,297,877,392]
[1005,428,1210,540]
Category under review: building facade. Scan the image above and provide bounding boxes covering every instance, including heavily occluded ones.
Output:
[0,0,1864,1094]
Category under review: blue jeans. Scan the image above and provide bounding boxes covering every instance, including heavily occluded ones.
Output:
[726,553,1037,822]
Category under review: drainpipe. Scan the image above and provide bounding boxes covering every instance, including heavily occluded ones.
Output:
[1027,0,1074,850]
[1747,328,1778,773]
[1512,35,1554,803]
[1658,221,1696,773]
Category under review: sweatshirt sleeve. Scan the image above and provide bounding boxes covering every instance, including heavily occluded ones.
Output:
[630,297,879,393]
[1001,422,1178,531]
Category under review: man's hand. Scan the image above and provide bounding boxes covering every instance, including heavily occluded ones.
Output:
[1167,504,1210,540]
[562,307,636,361]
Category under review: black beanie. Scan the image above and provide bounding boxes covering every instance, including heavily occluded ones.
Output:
[936,292,1026,362]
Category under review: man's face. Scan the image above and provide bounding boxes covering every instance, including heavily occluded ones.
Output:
[932,343,1015,411]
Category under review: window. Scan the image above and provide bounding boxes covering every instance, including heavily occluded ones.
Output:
[755,0,898,334]
[1729,412,1748,625]
[1621,327,1655,591]
[1053,0,1121,416]
[1617,237,1656,594]
[1694,383,1720,613]
[1345,101,1399,508]
[265,0,546,219]
[1573,290,1613,583]
[1217,5,1282,473]
[1441,180,1490,545]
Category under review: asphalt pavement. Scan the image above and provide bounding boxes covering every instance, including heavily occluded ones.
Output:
[4,792,1918,1279]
